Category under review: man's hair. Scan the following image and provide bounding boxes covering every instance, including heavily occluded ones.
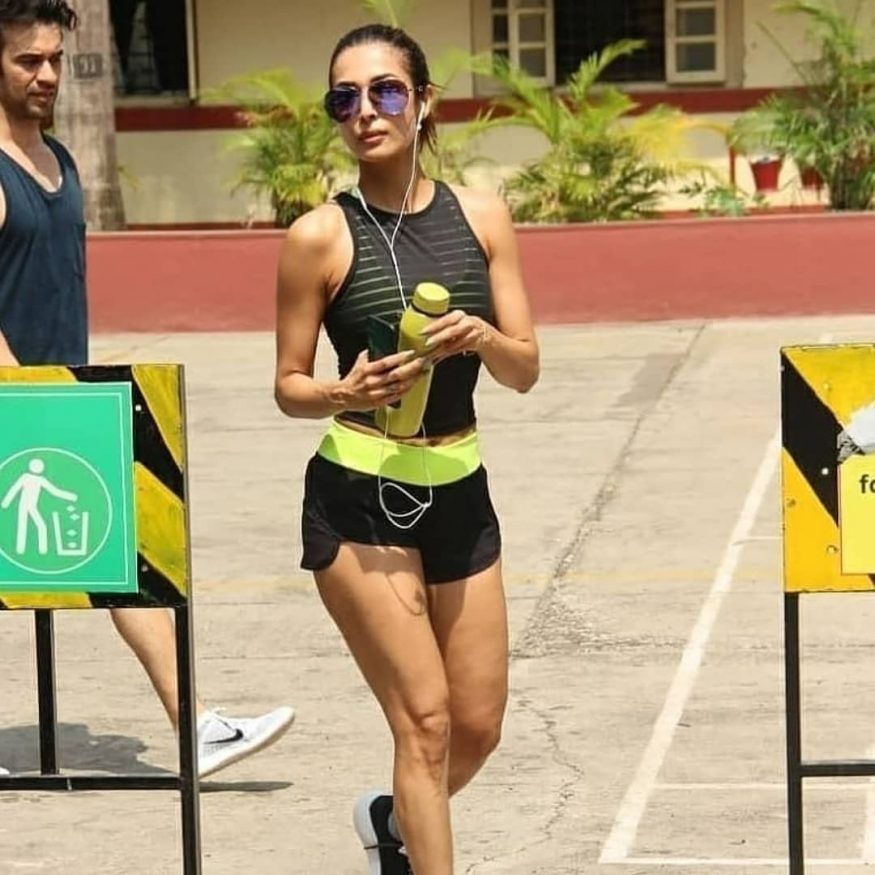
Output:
[0,0,78,51]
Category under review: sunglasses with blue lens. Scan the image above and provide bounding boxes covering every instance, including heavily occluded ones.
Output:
[323,78,418,123]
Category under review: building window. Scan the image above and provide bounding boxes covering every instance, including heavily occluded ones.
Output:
[482,0,725,88]
[110,0,190,96]
[554,0,665,84]
[490,0,554,84]
[666,0,725,83]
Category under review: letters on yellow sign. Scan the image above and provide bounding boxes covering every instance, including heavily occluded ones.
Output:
[839,455,875,574]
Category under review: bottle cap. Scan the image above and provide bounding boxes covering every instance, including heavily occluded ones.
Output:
[412,282,450,316]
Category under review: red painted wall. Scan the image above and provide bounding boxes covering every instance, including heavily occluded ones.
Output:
[86,213,875,332]
[88,230,283,332]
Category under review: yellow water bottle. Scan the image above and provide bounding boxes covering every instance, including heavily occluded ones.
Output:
[378,281,450,437]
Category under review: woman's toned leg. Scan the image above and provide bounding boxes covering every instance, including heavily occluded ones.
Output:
[315,542,454,875]
[427,558,508,797]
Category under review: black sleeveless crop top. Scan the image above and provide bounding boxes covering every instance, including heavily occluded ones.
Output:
[326,181,493,437]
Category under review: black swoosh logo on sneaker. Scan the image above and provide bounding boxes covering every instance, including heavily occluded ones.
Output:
[207,728,244,746]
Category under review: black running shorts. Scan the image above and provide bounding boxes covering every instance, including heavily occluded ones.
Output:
[300,454,501,584]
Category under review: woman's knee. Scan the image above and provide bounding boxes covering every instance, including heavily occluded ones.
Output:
[453,710,503,762]
[394,704,452,773]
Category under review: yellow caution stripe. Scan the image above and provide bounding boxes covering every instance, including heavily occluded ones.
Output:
[134,462,188,598]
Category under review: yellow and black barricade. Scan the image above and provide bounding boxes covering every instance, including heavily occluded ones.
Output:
[782,344,875,875]
[0,364,201,875]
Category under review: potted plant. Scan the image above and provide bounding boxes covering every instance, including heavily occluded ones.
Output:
[750,156,785,192]
[737,0,875,210]
[209,69,354,227]
[799,164,824,189]
[727,109,785,193]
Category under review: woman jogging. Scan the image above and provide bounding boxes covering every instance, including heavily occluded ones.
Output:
[274,24,538,875]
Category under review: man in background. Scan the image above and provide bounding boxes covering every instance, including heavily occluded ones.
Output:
[0,0,293,777]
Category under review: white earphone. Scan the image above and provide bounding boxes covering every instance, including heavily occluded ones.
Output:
[352,100,434,530]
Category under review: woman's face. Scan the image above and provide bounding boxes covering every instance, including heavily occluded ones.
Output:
[328,42,423,163]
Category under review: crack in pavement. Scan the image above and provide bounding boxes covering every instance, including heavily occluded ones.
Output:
[514,323,706,660]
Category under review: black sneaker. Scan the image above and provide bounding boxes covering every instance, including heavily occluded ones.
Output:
[353,791,412,875]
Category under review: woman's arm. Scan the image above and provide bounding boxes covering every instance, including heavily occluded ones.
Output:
[274,205,425,419]
[422,188,539,393]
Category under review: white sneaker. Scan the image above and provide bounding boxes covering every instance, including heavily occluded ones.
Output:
[0,766,8,776]
[196,706,295,778]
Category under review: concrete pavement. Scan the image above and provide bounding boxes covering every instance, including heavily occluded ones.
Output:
[3,317,875,873]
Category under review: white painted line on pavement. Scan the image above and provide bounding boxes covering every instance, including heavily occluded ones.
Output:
[657,782,872,791]
[621,857,863,867]
[599,427,781,864]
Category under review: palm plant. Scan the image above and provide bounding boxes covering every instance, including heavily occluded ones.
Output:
[729,0,875,210]
[415,48,499,185]
[212,69,353,227]
[477,41,709,222]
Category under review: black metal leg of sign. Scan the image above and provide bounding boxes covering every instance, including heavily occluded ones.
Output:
[35,610,59,775]
[175,604,202,875]
[785,593,804,875]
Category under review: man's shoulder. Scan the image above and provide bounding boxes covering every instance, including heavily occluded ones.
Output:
[42,135,79,171]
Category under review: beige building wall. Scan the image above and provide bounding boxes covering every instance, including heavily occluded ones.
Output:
[121,0,478,224]
[195,0,475,95]
[116,0,870,224]
[118,130,261,225]
[743,0,875,86]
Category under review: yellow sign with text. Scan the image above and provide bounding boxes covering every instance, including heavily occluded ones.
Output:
[839,455,875,574]
[781,345,875,592]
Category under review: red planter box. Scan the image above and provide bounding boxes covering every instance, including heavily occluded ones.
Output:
[86,212,875,330]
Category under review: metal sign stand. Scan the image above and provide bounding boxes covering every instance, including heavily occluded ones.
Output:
[0,363,202,874]
[780,345,875,873]
[784,592,875,874]
[0,607,202,874]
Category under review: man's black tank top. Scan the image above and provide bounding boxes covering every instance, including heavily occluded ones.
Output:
[327,181,493,437]
[0,136,88,365]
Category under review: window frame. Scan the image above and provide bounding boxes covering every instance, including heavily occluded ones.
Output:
[665,0,726,84]
[110,0,198,105]
[489,0,555,87]
[474,0,732,94]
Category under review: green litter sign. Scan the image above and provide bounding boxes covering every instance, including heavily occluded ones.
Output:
[0,383,139,594]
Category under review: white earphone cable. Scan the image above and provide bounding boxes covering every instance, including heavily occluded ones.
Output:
[354,103,433,530]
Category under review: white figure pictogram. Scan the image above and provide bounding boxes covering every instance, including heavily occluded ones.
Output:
[0,458,78,555]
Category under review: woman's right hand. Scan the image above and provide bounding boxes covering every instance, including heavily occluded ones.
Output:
[334,349,426,412]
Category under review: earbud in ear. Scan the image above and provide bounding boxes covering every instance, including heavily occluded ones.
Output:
[417,106,425,131]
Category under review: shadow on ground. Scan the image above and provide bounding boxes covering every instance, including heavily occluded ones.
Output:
[0,722,164,774]
[0,723,295,794]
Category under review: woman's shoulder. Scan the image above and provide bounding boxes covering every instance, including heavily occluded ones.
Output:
[284,200,347,252]
[444,183,514,252]
[445,182,512,225]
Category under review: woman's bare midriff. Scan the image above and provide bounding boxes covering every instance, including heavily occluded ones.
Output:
[335,415,476,446]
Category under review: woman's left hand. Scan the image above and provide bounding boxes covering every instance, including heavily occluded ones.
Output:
[420,309,490,364]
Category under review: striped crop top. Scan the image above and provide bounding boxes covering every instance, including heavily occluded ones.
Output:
[326,181,493,437]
